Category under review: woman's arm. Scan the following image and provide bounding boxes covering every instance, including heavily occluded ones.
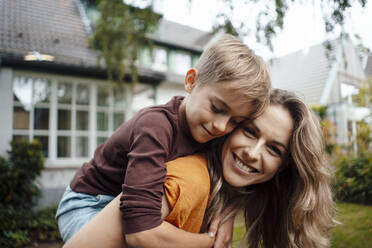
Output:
[208,209,236,248]
[63,195,214,248]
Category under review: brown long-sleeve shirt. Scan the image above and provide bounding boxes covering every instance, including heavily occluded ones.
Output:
[70,96,205,234]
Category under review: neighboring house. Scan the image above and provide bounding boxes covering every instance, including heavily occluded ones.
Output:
[269,36,369,145]
[365,54,372,78]
[0,0,215,207]
[362,54,372,124]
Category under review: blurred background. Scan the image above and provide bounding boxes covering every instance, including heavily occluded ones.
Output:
[0,0,371,247]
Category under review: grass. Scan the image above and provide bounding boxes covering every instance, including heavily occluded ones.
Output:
[331,202,372,248]
[232,202,372,248]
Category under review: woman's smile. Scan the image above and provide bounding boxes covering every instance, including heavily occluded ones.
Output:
[234,154,259,174]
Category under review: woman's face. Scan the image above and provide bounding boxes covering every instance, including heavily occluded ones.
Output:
[221,105,294,187]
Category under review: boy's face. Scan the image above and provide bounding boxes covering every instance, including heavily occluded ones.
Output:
[183,71,255,143]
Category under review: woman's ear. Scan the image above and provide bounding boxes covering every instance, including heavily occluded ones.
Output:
[184,68,198,93]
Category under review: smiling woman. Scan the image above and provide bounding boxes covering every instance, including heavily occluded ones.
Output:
[205,88,337,248]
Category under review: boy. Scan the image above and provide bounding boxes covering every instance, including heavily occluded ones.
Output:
[56,34,271,247]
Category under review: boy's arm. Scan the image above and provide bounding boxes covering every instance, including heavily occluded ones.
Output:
[120,112,174,234]
[126,156,213,248]
[126,222,214,248]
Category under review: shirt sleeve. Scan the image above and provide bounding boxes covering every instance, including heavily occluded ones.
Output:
[164,154,210,233]
[120,111,173,234]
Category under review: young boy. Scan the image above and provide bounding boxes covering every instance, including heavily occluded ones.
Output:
[56,34,271,247]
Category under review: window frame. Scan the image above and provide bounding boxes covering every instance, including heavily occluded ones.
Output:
[11,71,128,168]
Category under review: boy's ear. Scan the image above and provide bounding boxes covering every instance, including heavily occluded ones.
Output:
[184,68,198,93]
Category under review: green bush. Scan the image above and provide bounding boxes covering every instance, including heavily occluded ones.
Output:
[0,139,61,247]
[0,206,61,248]
[0,139,44,210]
[334,153,372,205]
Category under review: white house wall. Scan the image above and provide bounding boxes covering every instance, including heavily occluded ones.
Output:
[0,67,13,157]
[156,80,186,105]
[339,39,366,83]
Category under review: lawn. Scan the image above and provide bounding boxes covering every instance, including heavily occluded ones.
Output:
[14,202,372,247]
[232,202,372,248]
[331,202,372,248]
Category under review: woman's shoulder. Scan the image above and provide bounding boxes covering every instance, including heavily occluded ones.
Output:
[166,154,210,185]
[164,154,210,233]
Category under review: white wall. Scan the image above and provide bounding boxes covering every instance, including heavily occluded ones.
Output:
[156,81,185,104]
[0,68,14,157]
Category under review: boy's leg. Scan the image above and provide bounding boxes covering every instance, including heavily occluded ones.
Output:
[63,194,126,248]
[56,186,114,242]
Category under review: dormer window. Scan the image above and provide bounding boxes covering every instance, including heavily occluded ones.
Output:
[169,50,192,75]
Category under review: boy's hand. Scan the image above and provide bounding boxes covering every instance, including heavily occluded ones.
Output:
[208,215,234,248]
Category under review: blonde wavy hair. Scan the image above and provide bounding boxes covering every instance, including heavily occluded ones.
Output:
[195,34,271,118]
[204,89,337,248]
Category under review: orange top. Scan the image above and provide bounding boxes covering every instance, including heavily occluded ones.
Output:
[164,154,210,233]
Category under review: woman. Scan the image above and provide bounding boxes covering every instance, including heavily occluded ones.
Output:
[64,89,336,248]
[204,89,336,247]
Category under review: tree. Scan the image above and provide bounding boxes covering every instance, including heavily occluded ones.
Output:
[88,0,368,115]
[89,0,160,118]
[209,0,368,51]
[355,79,372,107]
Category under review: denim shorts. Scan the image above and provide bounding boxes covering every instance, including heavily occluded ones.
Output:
[55,185,115,242]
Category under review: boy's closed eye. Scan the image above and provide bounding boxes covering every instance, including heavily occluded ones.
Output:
[229,119,240,127]
[210,103,224,114]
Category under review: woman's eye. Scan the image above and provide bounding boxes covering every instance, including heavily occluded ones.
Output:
[268,145,282,156]
[210,104,223,114]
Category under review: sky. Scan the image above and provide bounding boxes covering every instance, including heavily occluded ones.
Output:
[152,0,372,60]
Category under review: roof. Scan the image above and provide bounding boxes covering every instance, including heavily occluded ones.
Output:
[0,0,212,71]
[151,19,213,52]
[269,42,336,105]
[0,0,98,68]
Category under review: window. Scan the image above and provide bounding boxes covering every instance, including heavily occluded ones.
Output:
[169,50,192,75]
[139,46,168,72]
[152,47,167,71]
[57,82,90,158]
[12,75,128,164]
[12,76,51,158]
[139,47,153,68]
[192,54,200,67]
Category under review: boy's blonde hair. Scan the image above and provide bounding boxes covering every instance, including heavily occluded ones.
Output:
[195,34,271,118]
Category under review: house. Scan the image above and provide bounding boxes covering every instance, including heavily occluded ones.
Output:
[0,0,215,207]
[362,53,372,124]
[365,54,372,82]
[269,36,369,145]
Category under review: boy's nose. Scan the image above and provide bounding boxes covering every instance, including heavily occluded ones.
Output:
[212,116,230,134]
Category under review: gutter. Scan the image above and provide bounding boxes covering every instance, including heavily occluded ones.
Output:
[0,52,165,85]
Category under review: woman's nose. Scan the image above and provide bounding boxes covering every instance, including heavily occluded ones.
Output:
[244,142,261,162]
